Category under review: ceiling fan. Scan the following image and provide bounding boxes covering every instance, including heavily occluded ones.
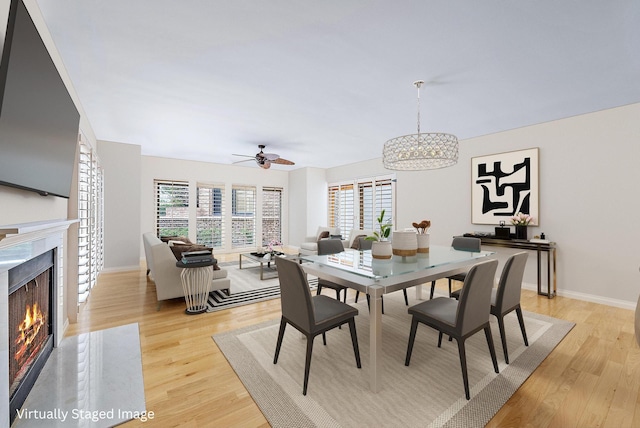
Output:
[232,144,295,169]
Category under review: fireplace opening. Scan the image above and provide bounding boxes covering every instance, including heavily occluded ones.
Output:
[8,250,56,425]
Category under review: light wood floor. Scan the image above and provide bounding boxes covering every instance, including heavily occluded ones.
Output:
[66,254,640,427]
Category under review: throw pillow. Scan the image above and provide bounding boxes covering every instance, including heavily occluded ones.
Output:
[169,244,212,261]
[350,234,368,250]
[317,230,330,241]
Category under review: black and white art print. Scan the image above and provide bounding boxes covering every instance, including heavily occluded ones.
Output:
[471,148,539,225]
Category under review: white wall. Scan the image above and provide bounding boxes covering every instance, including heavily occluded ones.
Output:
[140,156,290,257]
[288,167,328,246]
[98,140,141,271]
[326,104,640,308]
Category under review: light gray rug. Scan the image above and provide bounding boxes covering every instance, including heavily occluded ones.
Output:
[213,289,574,428]
[13,323,147,427]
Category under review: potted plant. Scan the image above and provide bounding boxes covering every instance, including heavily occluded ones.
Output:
[366,209,393,259]
[412,220,431,253]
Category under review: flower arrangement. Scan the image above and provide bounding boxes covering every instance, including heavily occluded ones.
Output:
[510,212,533,226]
[267,239,282,254]
[366,209,392,242]
[412,220,431,234]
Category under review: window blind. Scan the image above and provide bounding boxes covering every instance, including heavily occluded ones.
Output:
[359,177,394,230]
[231,185,256,249]
[196,183,225,249]
[155,180,189,238]
[327,183,354,234]
[77,140,104,305]
[262,187,282,246]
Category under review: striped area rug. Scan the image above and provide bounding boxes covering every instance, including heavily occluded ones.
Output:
[207,261,318,312]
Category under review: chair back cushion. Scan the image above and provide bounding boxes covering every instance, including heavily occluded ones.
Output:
[358,237,373,250]
[456,259,498,335]
[276,257,315,331]
[495,252,528,311]
[317,239,345,256]
[451,236,482,252]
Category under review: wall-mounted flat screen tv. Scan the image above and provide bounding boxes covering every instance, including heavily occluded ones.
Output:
[0,0,80,199]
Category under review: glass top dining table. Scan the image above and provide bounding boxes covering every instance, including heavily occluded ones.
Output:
[299,245,495,392]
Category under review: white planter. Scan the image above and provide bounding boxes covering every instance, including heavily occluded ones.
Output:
[371,241,393,259]
[392,231,417,257]
[417,233,430,253]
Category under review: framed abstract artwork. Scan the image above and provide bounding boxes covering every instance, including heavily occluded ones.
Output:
[471,148,539,225]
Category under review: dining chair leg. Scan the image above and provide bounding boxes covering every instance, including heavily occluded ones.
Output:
[405,318,419,366]
[496,316,509,364]
[347,319,362,368]
[273,317,287,364]
[484,326,500,374]
[516,306,529,346]
[303,335,314,395]
[403,289,409,306]
[322,332,326,345]
[355,291,360,303]
[448,278,453,297]
[316,284,323,295]
[457,338,470,400]
[438,331,444,348]
[430,281,436,299]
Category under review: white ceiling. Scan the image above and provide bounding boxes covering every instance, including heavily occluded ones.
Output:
[35,0,640,169]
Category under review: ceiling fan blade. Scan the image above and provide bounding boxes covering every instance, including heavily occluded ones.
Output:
[232,154,255,158]
[232,159,254,164]
[261,160,272,169]
[272,158,295,165]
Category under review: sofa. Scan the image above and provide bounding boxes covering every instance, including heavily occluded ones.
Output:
[142,232,231,308]
[298,227,374,255]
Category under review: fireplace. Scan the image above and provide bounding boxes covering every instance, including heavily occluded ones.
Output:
[8,250,56,424]
[0,219,74,425]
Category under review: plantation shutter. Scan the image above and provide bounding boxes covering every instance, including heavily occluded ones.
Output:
[196,183,225,249]
[232,185,256,249]
[155,180,189,238]
[262,187,282,247]
[77,140,104,305]
[327,183,354,234]
[359,177,394,230]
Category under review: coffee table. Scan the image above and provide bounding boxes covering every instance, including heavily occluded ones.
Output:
[239,252,283,280]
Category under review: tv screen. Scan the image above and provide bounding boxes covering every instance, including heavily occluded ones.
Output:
[0,0,80,198]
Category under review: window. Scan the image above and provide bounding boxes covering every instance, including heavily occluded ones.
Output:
[262,187,282,246]
[196,183,224,248]
[327,182,354,234]
[155,180,189,238]
[328,175,395,234]
[77,139,104,305]
[232,185,256,248]
[358,177,394,230]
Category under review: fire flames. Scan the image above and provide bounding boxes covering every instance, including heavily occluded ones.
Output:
[15,303,45,363]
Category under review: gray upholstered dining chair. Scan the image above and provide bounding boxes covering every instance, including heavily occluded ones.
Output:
[316,239,349,302]
[450,251,529,364]
[405,258,499,400]
[273,257,361,395]
[429,236,482,299]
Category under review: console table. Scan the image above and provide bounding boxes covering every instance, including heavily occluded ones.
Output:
[466,236,557,298]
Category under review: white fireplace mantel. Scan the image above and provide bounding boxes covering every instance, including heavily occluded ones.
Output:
[1,219,76,425]
[0,219,78,249]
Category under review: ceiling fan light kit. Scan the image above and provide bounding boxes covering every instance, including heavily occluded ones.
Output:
[383,80,459,171]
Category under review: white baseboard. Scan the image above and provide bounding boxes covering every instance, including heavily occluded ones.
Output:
[521,281,636,310]
[100,265,142,274]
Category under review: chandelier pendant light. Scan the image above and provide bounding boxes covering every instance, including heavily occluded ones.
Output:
[383,80,459,170]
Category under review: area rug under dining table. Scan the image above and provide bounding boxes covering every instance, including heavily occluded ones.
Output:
[213,289,574,428]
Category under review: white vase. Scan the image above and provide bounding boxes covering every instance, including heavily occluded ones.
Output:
[371,241,393,259]
[392,231,417,257]
[417,233,430,253]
